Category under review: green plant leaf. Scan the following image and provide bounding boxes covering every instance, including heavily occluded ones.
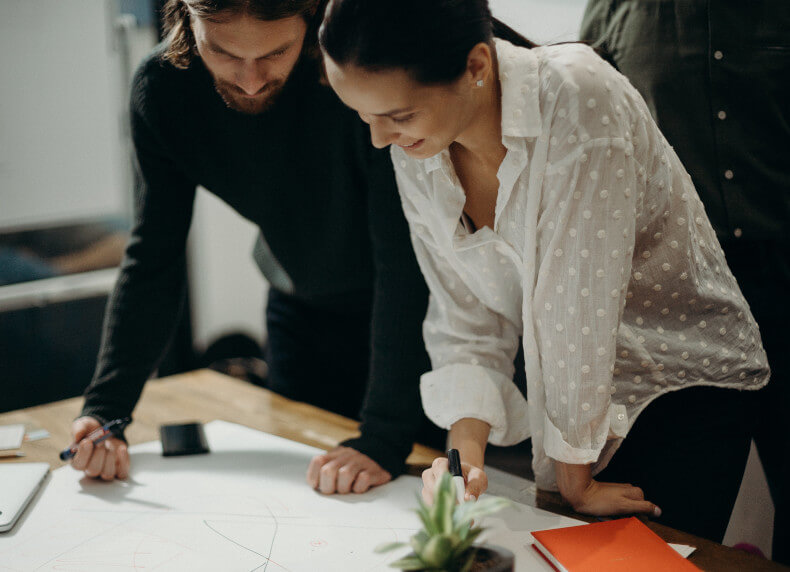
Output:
[430,477,450,533]
[452,527,484,558]
[409,530,429,555]
[454,519,471,541]
[389,555,427,570]
[432,473,457,533]
[458,547,479,572]
[453,496,512,526]
[376,541,407,554]
[420,534,453,569]
[417,502,439,536]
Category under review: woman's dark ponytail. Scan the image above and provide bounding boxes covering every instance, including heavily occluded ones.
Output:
[491,17,537,50]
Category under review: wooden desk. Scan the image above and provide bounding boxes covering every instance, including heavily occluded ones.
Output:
[0,370,783,571]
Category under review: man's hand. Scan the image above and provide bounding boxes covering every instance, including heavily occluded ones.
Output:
[306,446,391,494]
[555,460,661,518]
[69,416,129,481]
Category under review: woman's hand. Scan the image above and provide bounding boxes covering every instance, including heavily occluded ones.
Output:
[421,417,491,504]
[555,461,661,518]
[421,456,488,504]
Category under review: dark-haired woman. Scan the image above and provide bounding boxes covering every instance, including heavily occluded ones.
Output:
[319,0,770,541]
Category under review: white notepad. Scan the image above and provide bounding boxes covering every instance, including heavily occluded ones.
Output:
[0,463,49,532]
[0,425,25,451]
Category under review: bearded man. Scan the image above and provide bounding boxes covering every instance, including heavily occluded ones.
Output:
[68,0,439,495]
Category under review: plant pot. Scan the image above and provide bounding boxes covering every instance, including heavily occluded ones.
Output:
[397,544,515,572]
[468,544,515,572]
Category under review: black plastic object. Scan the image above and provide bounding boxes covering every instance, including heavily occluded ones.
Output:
[159,422,210,456]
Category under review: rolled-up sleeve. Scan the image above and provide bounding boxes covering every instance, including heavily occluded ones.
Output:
[534,69,641,464]
[394,163,529,445]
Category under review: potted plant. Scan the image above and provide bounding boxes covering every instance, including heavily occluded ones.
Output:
[376,472,515,571]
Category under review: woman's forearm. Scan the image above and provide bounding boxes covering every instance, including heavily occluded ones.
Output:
[449,417,491,468]
[554,460,594,504]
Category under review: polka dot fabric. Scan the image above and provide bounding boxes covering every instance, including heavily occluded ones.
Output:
[391,40,769,491]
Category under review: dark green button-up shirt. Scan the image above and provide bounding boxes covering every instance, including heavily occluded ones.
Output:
[581,0,790,244]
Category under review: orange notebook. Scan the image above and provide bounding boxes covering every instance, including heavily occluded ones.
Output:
[531,517,700,572]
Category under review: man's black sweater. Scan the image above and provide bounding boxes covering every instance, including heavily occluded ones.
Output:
[80,47,431,477]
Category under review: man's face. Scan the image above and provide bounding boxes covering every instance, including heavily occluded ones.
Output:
[191,13,308,114]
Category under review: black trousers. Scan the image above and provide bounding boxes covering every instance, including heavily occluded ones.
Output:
[597,386,759,543]
[722,241,790,564]
[264,288,371,420]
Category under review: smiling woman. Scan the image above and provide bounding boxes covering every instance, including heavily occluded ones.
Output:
[318,0,771,544]
[320,1,534,158]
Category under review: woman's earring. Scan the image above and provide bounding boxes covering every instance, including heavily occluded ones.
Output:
[476,80,484,87]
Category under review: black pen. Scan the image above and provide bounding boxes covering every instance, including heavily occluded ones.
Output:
[59,417,130,461]
[447,448,466,504]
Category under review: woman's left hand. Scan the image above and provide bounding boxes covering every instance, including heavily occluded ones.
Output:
[555,460,661,518]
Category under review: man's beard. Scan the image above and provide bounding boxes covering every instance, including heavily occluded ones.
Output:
[213,76,287,115]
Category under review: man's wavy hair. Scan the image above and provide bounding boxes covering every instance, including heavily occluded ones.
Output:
[162,0,327,69]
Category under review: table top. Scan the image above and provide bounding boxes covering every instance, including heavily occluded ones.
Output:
[0,369,783,571]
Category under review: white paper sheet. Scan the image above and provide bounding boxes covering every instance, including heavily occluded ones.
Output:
[669,543,697,558]
[0,421,588,571]
[0,424,25,451]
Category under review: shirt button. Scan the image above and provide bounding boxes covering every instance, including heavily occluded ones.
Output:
[734,227,743,238]
[724,169,734,180]
[717,110,727,120]
[714,50,724,60]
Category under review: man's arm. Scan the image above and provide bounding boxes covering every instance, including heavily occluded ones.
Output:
[340,144,432,474]
[74,61,197,477]
[306,141,432,493]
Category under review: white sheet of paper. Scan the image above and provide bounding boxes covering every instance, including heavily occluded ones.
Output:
[0,424,25,450]
[1,420,684,571]
[669,543,697,558]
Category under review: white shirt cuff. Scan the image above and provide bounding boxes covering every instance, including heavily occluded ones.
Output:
[420,363,530,446]
[542,410,605,465]
[542,402,630,464]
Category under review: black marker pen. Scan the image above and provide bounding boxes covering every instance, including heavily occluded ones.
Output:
[447,448,466,503]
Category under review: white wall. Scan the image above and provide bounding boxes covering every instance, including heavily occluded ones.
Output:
[0,0,130,231]
[491,0,586,43]
[187,188,267,354]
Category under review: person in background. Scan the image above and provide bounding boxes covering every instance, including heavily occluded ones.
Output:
[67,0,443,495]
[319,0,770,542]
[580,1,789,562]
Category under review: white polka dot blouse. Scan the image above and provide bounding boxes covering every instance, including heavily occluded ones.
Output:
[390,39,770,491]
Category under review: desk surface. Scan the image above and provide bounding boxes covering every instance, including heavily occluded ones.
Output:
[0,369,783,571]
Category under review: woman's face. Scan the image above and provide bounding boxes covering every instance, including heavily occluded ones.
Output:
[324,56,477,159]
